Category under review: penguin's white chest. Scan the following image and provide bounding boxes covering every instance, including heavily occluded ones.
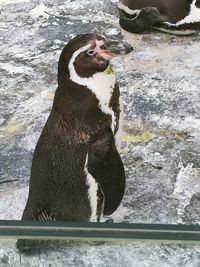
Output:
[68,45,117,133]
[79,72,117,133]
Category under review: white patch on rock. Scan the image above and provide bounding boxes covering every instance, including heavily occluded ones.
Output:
[0,187,28,220]
[66,21,74,25]
[0,62,33,74]
[0,0,29,5]
[171,162,200,223]
[150,115,200,139]
[68,44,117,133]
[106,28,119,36]
[82,19,89,24]
[30,3,50,20]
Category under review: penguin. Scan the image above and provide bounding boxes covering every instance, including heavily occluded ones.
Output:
[119,0,200,35]
[17,34,126,227]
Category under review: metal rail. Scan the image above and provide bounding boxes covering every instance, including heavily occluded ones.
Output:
[0,221,200,244]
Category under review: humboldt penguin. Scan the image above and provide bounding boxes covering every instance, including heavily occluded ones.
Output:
[17,33,127,229]
[119,0,200,35]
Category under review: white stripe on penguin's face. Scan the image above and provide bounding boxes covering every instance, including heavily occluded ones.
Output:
[68,43,91,83]
[68,41,117,133]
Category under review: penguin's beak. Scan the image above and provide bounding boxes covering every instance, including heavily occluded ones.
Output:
[98,50,114,61]
[107,39,133,56]
[93,38,133,60]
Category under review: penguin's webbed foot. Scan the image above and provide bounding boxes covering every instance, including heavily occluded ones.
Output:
[119,6,170,33]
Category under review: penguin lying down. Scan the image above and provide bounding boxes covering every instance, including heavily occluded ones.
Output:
[119,0,200,35]
[16,34,132,252]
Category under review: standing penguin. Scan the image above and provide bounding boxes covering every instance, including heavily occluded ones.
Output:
[119,0,200,35]
[18,34,126,226]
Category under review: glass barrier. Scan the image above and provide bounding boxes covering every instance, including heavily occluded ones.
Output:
[1,221,200,266]
[1,221,200,244]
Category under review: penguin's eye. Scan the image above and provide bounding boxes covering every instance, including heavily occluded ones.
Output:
[87,50,96,56]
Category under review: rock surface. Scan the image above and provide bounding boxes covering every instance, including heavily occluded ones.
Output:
[0,0,200,266]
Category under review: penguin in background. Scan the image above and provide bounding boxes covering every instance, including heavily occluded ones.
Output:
[119,0,200,35]
[16,34,131,252]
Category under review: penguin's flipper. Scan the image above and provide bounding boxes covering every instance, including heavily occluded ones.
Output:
[88,129,125,216]
[119,7,169,33]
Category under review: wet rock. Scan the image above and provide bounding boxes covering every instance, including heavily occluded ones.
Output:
[184,192,200,224]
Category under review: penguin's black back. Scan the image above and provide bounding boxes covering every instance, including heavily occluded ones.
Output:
[121,0,191,22]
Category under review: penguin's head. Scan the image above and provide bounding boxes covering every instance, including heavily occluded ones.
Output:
[58,33,133,84]
[58,33,115,80]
